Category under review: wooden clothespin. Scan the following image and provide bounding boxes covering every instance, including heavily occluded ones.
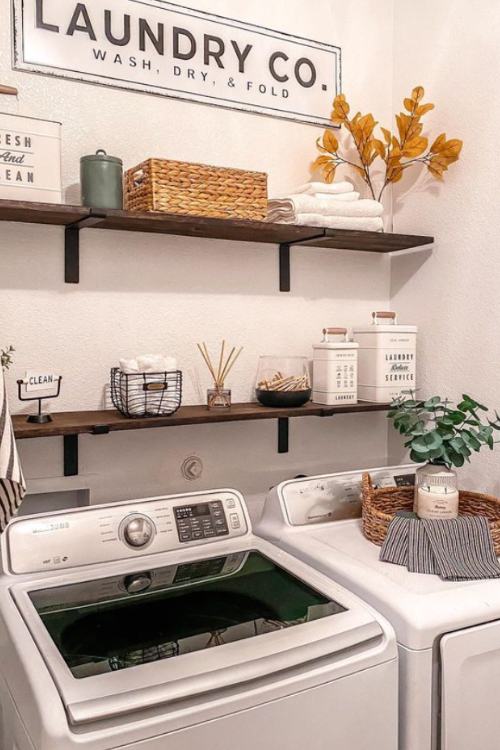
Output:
[0,84,18,96]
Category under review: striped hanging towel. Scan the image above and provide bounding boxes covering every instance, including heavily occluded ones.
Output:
[0,367,26,532]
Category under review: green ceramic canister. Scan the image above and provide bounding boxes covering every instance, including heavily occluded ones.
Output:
[80,149,123,209]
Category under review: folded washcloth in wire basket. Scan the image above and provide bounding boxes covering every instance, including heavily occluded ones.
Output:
[380,514,500,581]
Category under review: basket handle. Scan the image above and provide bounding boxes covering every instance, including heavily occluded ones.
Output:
[131,168,146,189]
[361,472,375,502]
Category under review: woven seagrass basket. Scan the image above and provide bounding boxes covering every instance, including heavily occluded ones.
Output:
[362,472,500,555]
[124,158,268,221]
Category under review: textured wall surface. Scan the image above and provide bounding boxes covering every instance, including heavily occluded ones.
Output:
[0,0,395,507]
[390,0,500,494]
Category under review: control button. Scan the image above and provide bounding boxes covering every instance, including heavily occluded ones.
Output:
[121,515,155,549]
[193,531,203,539]
[230,513,241,529]
[203,529,216,538]
[179,532,192,542]
[216,528,229,536]
[124,572,152,594]
[226,498,236,509]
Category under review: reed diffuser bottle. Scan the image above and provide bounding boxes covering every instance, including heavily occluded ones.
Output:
[197,340,243,410]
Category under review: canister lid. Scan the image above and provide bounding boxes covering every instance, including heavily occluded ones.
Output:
[81,149,123,165]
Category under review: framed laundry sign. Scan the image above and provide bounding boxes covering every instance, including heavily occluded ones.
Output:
[12,0,341,127]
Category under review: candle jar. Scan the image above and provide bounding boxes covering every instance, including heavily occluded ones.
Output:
[207,386,231,409]
[415,463,459,520]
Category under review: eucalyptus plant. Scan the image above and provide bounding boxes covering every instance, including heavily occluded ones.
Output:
[388,392,500,468]
[1,345,14,370]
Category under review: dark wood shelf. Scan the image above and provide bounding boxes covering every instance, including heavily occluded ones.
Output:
[13,401,389,475]
[12,401,389,440]
[300,229,433,253]
[0,200,88,226]
[0,199,434,289]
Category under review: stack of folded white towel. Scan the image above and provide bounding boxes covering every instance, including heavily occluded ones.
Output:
[267,181,384,232]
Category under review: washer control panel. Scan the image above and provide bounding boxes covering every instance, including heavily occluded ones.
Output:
[6,490,249,575]
[174,500,229,542]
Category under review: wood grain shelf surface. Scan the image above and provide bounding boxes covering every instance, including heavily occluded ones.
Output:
[0,199,433,252]
[12,401,390,439]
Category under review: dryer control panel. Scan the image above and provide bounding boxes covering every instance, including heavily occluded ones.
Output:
[279,465,417,526]
[6,490,249,575]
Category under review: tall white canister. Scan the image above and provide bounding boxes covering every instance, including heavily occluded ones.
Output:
[353,312,417,403]
[313,328,359,405]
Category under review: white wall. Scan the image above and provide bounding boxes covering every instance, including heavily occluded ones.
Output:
[390,0,500,494]
[0,0,395,509]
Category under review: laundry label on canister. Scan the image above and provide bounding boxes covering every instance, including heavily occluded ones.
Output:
[25,370,60,392]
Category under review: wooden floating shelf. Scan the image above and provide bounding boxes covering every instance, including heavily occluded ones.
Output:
[13,401,390,475]
[12,401,389,439]
[0,199,434,290]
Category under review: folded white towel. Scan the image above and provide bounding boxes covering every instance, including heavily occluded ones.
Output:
[288,196,383,217]
[120,355,178,374]
[295,181,354,195]
[296,214,384,232]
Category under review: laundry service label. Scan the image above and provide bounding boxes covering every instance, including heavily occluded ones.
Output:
[13,0,341,127]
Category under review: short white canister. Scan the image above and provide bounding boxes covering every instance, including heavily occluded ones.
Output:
[312,328,359,405]
[353,312,417,403]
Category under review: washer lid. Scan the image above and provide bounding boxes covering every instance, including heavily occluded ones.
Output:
[10,536,387,727]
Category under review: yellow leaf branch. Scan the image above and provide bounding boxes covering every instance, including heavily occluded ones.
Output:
[314,86,463,202]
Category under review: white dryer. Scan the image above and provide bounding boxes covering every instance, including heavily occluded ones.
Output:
[256,468,500,750]
[0,487,398,750]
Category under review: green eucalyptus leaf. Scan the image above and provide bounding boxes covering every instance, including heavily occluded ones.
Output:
[448,411,467,425]
[463,394,487,411]
[462,430,481,452]
[446,448,465,468]
[412,432,443,453]
[410,449,428,463]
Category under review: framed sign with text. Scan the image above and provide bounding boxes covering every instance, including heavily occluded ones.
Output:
[12,0,341,127]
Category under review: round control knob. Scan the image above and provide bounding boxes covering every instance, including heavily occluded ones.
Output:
[121,514,155,549]
[124,572,152,594]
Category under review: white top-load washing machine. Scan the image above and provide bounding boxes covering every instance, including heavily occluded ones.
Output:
[0,487,398,750]
[256,467,500,750]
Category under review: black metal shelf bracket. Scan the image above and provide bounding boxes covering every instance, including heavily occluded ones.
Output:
[278,418,289,453]
[63,435,79,476]
[279,232,326,292]
[62,425,111,475]
[65,210,107,284]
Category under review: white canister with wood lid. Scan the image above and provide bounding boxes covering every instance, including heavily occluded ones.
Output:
[312,328,359,405]
[353,312,417,403]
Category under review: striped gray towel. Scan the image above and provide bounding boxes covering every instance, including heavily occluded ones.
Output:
[422,516,500,581]
[0,367,26,532]
[380,514,500,580]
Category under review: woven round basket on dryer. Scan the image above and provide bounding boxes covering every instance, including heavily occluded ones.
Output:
[361,472,500,555]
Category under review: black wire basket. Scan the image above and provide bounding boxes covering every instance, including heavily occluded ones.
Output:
[110,368,182,418]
